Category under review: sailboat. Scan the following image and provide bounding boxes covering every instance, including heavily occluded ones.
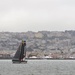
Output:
[12,41,27,64]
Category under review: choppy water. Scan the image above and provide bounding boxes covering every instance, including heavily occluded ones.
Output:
[0,60,75,75]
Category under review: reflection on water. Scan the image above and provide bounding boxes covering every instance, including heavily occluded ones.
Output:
[0,60,75,75]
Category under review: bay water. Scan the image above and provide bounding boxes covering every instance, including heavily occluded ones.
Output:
[0,59,75,75]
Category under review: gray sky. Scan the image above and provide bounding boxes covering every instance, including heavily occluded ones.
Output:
[0,0,75,32]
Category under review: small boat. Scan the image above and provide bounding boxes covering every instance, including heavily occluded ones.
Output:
[12,41,27,64]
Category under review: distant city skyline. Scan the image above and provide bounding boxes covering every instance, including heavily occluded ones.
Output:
[0,0,75,32]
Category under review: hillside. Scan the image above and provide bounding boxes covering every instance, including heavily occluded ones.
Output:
[0,30,75,58]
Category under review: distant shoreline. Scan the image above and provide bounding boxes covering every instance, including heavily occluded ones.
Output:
[0,58,75,60]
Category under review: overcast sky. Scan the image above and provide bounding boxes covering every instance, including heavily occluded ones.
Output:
[0,0,75,32]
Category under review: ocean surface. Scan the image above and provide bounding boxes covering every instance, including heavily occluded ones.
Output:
[0,59,75,75]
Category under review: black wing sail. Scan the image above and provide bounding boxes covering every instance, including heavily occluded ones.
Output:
[12,41,26,63]
[12,44,21,61]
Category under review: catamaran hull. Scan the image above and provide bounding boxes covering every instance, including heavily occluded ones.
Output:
[12,60,27,64]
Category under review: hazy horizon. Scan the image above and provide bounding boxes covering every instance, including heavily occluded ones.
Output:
[0,0,75,32]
